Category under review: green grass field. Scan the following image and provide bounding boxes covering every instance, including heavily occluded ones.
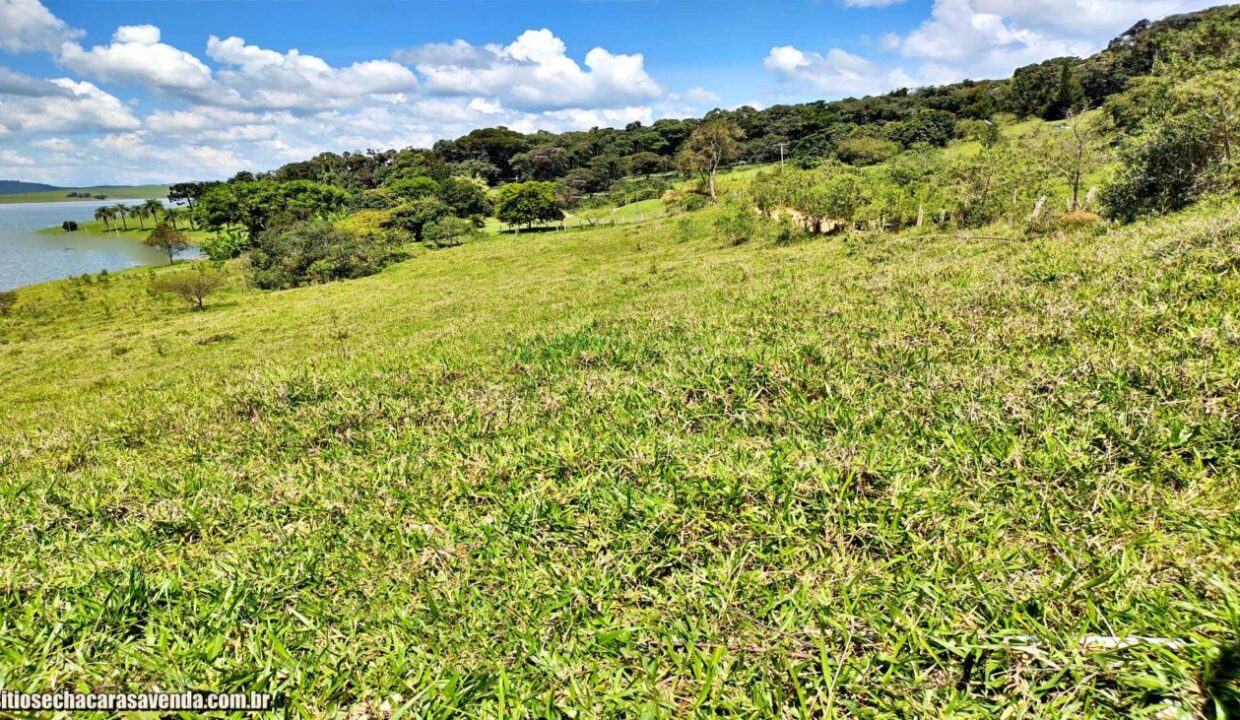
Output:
[1,197,1238,716]
[0,185,169,204]
[35,218,212,243]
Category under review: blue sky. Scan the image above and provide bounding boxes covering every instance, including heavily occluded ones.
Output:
[0,0,1225,185]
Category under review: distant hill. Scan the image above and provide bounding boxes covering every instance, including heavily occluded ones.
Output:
[0,180,60,195]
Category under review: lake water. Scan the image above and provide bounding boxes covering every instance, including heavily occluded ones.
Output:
[0,200,201,291]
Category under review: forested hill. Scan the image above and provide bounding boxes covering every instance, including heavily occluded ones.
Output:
[223,3,1238,194]
[0,180,59,195]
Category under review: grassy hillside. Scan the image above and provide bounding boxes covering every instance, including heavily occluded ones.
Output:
[0,184,168,204]
[2,197,1237,715]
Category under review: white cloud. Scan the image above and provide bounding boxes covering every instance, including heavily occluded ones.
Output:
[891,0,1236,83]
[0,148,35,166]
[0,78,140,132]
[0,0,82,53]
[765,0,1237,96]
[206,35,418,109]
[765,45,913,96]
[398,29,661,111]
[58,25,218,95]
[0,65,68,96]
[683,86,721,105]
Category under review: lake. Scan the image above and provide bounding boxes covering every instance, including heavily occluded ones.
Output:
[0,200,200,291]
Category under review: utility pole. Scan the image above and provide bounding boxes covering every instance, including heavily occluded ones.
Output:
[776,142,789,171]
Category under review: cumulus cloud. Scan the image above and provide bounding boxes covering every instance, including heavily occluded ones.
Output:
[0,78,140,132]
[0,0,82,53]
[0,65,68,96]
[765,45,914,96]
[397,29,661,111]
[206,35,419,109]
[58,24,219,96]
[765,0,1236,97]
[683,87,721,105]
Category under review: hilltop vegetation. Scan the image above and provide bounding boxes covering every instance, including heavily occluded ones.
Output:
[1,4,1239,717]
[0,180,58,195]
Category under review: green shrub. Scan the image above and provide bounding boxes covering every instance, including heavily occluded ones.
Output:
[1100,119,1222,222]
[247,221,403,289]
[199,228,248,261]
[714,198,758,246]
[836,137,901,166]
[0,290,16,316]
[423,216,477,248]
[662,190,708,213]
[150,266,225,310]
[384,198,451,243]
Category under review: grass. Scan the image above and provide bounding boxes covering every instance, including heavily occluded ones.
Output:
[35,219,214,244]
[2,193,1239,716]
[0,185,169,204]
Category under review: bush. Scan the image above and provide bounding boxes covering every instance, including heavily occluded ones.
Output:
[496,181,564,229]
[248,221,403,289]
[1100,119,1221,222]
[151,266,225,310]
[836,137,901,166]
[199,228,248,261]
[607,177,670,206]
[1057,211,1105,231]
[0,290,16,315]
[714,198,758,246]
[662,190,708,213]
[384,198,451,243]
[423,216,477,247]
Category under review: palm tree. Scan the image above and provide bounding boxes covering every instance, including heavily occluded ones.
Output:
[113,204,130,231]
[142,199,164,228]
[164,207,181,229]
[94,206,113,231]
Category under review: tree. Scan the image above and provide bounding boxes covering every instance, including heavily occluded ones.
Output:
[384,198,451,242]
[495,181,564,230]
[144,223,190,264]
[624,151,666,178]
[1037,109,1104,212]
[151,267,224,310]
[164,208,182,229]
[94,206,114,231]
[438,176,493,218]
[423,216,476,247]
[248,221,401,289]
[886,110,957,148]
[0,290,16,316]
[676,120,744,202]
[835,137,900,166]
[142,199,165,227]
[194,180,351,243]
[512,146,569,181]
[168,181,219,228]
[387,176,439,203]
[113,203,130,231]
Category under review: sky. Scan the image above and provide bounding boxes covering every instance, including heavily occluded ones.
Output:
[0,0,1226,186]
